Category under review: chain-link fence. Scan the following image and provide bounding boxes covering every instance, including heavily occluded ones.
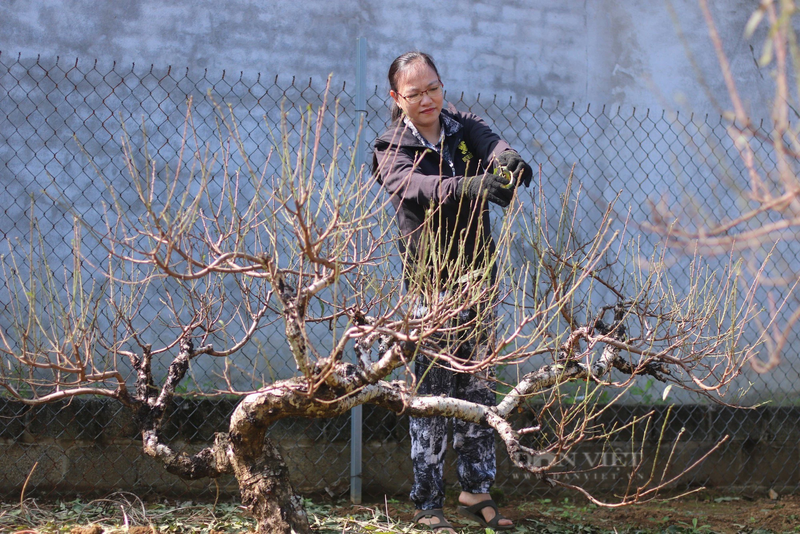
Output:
[1,52,798,500]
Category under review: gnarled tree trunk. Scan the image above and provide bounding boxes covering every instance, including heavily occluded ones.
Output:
[227,435,309,534]
[226,387,315,534]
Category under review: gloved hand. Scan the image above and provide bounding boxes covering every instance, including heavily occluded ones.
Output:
[456,173,515,207]
[496,150,533,187]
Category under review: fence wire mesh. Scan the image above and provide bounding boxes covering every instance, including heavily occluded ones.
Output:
[1,53,798,500]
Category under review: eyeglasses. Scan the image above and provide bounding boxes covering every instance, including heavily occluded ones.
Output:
[398,83,443,104]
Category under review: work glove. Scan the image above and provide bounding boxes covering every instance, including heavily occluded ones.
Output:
[456,173,515,208]
[496,150,533,187]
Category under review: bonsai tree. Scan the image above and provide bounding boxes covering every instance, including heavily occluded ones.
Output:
[0,93,758,533]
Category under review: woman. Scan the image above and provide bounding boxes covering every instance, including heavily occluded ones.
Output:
[372,52,533,532]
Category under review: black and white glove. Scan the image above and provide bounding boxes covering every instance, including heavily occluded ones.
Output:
[496,150,533,187]
[456,173,515,207]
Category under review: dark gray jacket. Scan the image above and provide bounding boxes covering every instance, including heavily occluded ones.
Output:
[372,107,513,282]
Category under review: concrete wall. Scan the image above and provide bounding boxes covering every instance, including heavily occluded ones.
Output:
[0,0,775,118]
[1,0,798,400]
[1,397,797,499]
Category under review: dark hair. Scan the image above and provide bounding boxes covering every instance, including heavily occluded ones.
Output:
[388,52,441,121]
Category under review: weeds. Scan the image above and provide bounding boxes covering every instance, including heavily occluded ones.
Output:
[0,492,796,533]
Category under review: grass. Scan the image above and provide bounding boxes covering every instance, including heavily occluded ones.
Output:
[0,492,798,533]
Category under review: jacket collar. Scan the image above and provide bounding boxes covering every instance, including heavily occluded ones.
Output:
[441,111,462,137]
[376,108,462,148]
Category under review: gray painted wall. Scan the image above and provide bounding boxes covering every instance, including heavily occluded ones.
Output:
[0,0,773,117]
[1,1,795,403]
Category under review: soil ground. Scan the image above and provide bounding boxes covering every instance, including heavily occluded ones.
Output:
[1,491,798,533]
[342,490,800,533]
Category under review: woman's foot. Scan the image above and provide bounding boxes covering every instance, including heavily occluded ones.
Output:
[458,492,514,529]
[413,508,457,533]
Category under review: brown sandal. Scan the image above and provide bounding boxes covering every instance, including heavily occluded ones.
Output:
[457,498,513,530]
[413,509,455,531]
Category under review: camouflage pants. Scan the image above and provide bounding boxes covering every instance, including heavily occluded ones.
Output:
[409,306,498,511]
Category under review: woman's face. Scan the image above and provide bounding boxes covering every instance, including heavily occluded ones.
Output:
[391,61,443,131]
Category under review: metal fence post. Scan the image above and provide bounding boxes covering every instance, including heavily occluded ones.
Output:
[350,35,367,505]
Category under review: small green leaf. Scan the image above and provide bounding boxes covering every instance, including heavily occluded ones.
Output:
[744,7,765,39]
[759,38,774,66]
